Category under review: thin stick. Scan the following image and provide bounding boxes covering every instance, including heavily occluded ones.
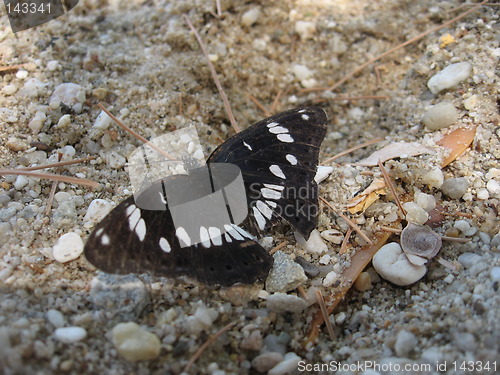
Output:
[247,94,271,117]
[297,286,308,300]
[322,138,384,164]
[21,156,96,171]
[339,227,353,255]
[315,289,335,340]
[301,0,490,93]
[183,15,241,133]
[184,321,236,372]
[314,95,389,104]
[380,226,471,243]
[0,169,99,188]
[320,196,373,245]
[377,160,406,217]
[0,64,28,72]
[97,104,177,161]
[269,240,288,255]
[45,181,58,215]
[215,0,222,17]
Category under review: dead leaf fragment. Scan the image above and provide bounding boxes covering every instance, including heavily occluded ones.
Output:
[438,125,477,167]
[355,142,434,167]
[347,178,387,214]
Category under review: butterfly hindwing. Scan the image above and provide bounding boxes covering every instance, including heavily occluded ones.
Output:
[207,106,327,238]
[84,177,273,286]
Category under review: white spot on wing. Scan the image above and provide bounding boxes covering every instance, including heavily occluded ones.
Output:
[268,126,288,134]
[96,228,104,236]
[298,109,307,113]
[136,218,146,241]
[231,224,254,239]
[261,188,281,200]
[252,206,266,230]
[256,200,273,219]
[224,231,232,243]
[176,227,191,246]
[286,154,298,165]
[159,237,171,253]
[263,183,285,191]
[126,205,136,216]
[209,227,222,246]
[128,207,141,231]
[243,141,252,151]
[224,224,243,241]
[301,114,310,120]
[267,122,279,128]
[101,234,110,245]
[200,226,210,248]
[158,192,166,204]
[269,164,286,179]
[277,134,294,143]
[266,200,277,208]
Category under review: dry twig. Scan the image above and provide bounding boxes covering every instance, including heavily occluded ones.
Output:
[377,160,406,217]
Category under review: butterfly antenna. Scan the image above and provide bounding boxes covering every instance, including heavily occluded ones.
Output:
[183,14,241,133]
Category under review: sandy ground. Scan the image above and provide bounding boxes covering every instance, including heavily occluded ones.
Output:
[0,0,499,374]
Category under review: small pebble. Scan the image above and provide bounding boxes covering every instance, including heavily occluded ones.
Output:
[54,191,71,203]
[401,223,442,260]
[490,267,500,282]
[93,110,113,130]
[354,272,372,291]
[266,293,308,313]
[14,175,30,190]
[252,352,284,373]
[2,83,18,95]
[241,7,261,27]
[112,322,161,361]
[47,309,65,328]
[454,220,477,236]
[463,94,478,110]
[269,352,302,375]
[291,64,317,88]
[476,188,489,200]
[28,111,47,133]
[414,191,436,212]
[52,232,84,263]
[84,199,113,224]
[372,242,427,286]
[403,202,429,225]
[314,166,334,184]
[107,151,126,169]
[56,114,71,129]
[420,167,443,189]
[321,229,343,244]
[295,20,316,40]
[486,179,500,196]
[323,271,339,287]
[266,251,308,293]
[457,252,482,269]
[240,330,263,351]
[6,137,29,152]
[394,330,418,357]
[16,70,28,79]
[47,60,59,71]
[441,177,468,199]
[422,102,459,130]
[49,83,86,112]
[186,306,219,335]
[427,62,472,94]
[54,327,87,343]
[294,229,328,254]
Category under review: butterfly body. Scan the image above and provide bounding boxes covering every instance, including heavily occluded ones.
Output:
[84,107,327,286]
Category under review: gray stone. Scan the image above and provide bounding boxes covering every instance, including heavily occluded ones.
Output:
[441,177,468,199]
[265,251,308,293]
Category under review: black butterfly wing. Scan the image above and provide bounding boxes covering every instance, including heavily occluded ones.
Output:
[207,107,327,239]
[84,177,273,286]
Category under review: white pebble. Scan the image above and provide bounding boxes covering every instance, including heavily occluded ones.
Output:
[295,20,316,40]
[457,252,482,269]
[60,145,76,159]
[372,242,427,286]
[427,62,472,94]
[47,60,59,71]
[2,83,18,96]
[394,330,418,357]
[314,166,334,184]
[454,220,477,236]
[57,114,71,129]
[323,271,339,287]
[463,94,478,110]
[490,267,500,282]
[112,322,161,361]
[49,83,86,112]
[23,78,47,97]
[84,199,113,224]
[241,7,261,27]
[403,202,429,225]
[414,191,436,212]
[54,191,71,203]
[47,309,65,328]
[54,327,87,343]
[52,232,84,263]
[291,64,317,88]
[422,102,459,130]
[420,167,443,189]
[107,151,126,169]
[16,70,28,79]
[486,180,500,196]
[321,229,343,244]
[269,352,302,375]
[28,111,47,133]
[266,293,308,313]
[187,306,219,335]
[14,175,29,190]
[476,188,489,200]
[93,110,113,130]
[294,229,328,254]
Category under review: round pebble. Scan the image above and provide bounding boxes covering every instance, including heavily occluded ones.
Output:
[266,293,308,313]
[354,272,372,291]
[241,7,261,27]
[422,102,459,130]
[52,232,84,263]
[320,229,343,244]
[427,62,472,94]
[414,191,436,212]
[186,306,219,335]
[112,322,161,361]
[441,177,468,199]
[84,199,113,224]
[476,188,489,200]
[291,64,317,88]
[486,179,500,196]
[107,151,126,169]
[403,202,429,225]
[57,114,71,129]
[49,83,86,112]
[93,110,113,130]
[14,175,30,190]
[295,20,316,40]
[2,84,18,96]
[54,327,87,343]
[420,167,443,189]
[28,111,47,133]
[47,309,65,328]
[490,267,500,282]
[372,242,427,286]
[394,330,418,357]
[268,352,302,375]
[252,352,284,373]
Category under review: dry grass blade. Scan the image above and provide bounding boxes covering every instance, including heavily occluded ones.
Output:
[184,321,237,373]
[45,182,58,215]
[313,95,389,104]
[322,138,384,164]
[301,0,490,93]
[0,64,28,73]
[97,104,177,161]
[380,226,471,243]
[0,169,100,188]
[315,289,335,340]
[320,196,373,245]
[183,15,241,133]
[21,156,96,171]
[305,228,393,345]
[339,227,353,255]
[269,240,288,255]
[377,159,406,217]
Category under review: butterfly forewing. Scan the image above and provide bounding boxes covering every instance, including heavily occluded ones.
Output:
[207,107,327,239]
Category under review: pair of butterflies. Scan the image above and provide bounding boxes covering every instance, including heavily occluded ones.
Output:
[84,107,327,286]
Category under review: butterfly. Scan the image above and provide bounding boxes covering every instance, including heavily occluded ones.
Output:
[84,106,327,286]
